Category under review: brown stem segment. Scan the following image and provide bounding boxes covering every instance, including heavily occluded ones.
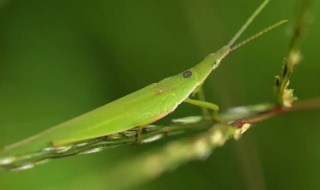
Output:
[233,97,320,127]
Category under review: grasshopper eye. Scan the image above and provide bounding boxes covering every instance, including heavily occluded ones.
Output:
[183,71,192,78]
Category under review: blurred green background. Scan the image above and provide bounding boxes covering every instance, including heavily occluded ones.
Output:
[0,0,319,189]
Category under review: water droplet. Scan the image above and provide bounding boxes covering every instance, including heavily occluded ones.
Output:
[11,163,34,171]
[142,134,163,143]
[79,147,103,155]
[0,157,15,165]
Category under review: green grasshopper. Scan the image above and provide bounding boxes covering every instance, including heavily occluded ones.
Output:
[0,0,286,167]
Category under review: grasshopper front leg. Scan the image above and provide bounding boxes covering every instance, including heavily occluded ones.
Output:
[184,98,221,122]
[192,86,210,117]
[136,126,143,144]
[186,86,221,121]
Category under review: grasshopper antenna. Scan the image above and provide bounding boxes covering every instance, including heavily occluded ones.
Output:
[230,20,288,52]
[228,0,269,47]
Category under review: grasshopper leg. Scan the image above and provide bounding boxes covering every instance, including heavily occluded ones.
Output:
[184,98,222,121]
[184,98,219,112]
[136,126,143,144]
[192,86,210,117]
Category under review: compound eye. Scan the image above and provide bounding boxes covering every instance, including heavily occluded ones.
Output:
[182,71,192,78]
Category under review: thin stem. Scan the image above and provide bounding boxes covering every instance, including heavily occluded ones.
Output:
[276,0,312,106]
[2,97,320,173]
[71,97,320,190]
[236,97,320,125]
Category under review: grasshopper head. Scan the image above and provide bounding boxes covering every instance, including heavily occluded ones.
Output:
[208,45,231,69]
[190,45,231,85]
